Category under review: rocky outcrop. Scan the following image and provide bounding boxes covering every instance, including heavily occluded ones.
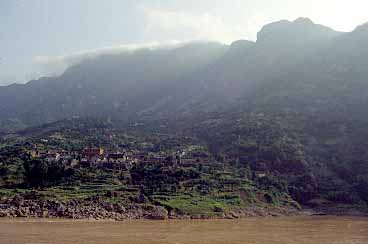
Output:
[0,195,307,220]
[146,206,168,220]
[0,195,149,220]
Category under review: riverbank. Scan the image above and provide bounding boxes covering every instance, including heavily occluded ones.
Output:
[0,194,305,220]
[1,194,367,220]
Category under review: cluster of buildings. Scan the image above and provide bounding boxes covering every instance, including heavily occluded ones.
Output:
[25,145,212,170]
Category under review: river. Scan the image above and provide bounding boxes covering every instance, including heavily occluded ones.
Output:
[0,216,367,244]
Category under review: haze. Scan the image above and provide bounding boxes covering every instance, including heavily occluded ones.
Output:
[1,0,368,85]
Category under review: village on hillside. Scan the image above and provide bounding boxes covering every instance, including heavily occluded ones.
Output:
[1,125,284,220]
[24,143,212,170]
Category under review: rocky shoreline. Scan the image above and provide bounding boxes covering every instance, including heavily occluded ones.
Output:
[2,195,367,221]
[0,195,306,221]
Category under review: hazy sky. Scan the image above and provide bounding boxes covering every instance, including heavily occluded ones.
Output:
[1,0,368,85]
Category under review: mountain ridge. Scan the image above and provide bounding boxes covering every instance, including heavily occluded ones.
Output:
[1,17,368,212]
[0,17,368,130]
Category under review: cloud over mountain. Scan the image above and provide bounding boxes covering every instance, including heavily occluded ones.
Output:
[32,40,189,79]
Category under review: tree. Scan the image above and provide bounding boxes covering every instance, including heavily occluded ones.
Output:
[23,159,49,188]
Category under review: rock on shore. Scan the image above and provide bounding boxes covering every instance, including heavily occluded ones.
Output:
[0,195,303,220]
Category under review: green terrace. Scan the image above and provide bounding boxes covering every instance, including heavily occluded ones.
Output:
[0,183,140,202]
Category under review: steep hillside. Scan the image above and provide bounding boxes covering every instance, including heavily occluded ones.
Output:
[1,18,368,212]
[0,42,228,130]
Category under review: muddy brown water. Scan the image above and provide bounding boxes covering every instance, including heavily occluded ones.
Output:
[0,216,367,244]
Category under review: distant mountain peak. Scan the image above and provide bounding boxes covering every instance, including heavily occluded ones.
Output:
[223,40,255,59]
[293,17,314,25]
[343,21,368,44]
[256,17,340,47]
[353,21,368,33]
[229,40,255,50]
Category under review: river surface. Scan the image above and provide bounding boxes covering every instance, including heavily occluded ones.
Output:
[0,216,367,244]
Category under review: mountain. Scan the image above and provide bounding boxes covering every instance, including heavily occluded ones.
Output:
[0,42,228,129]
[1,18,368,208]
[0,18,348,130]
